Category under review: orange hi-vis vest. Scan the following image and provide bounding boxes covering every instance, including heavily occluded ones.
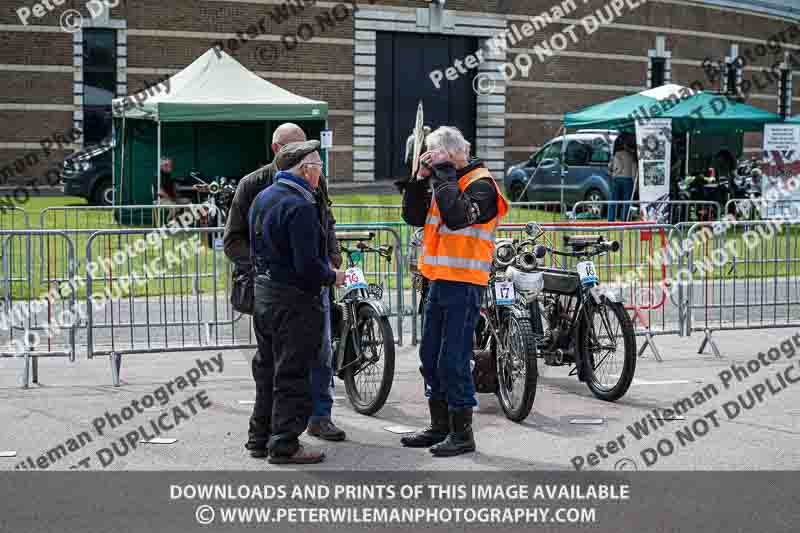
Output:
[419,167,509,286]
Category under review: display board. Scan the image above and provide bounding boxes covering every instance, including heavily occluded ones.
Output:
[761,123,800,218]
[635,118,672,204]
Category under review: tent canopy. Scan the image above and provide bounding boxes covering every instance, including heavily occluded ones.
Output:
[112,48,328,122]
[564,84,781,133]
[787,115,800,123]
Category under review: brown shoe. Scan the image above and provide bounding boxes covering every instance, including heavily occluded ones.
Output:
[307,418,346,441]
[268,445,326,464]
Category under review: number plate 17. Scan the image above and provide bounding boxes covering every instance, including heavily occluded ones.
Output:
[494,280,515,306]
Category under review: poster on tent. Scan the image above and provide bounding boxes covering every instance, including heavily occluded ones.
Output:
[761,124,800,219]
[635,118,672,208]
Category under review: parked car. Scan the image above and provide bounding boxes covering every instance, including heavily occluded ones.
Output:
[61,138,113,205]
[504,131,616,207]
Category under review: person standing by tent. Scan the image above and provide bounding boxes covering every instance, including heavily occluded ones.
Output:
[248,143,346,464]
[399,126,509,457]
[223,125,346,460]
[608,133,638,222]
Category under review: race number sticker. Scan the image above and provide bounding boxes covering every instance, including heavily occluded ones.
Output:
[344,267,368,290]
[495,280,515,306]
[577,261,598,286]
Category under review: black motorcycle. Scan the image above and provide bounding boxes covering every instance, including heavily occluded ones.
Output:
[167,171,238,247]
[523,223,637,402]
[332,232,396,415]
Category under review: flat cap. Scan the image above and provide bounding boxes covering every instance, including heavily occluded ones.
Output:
[275,140,321,171]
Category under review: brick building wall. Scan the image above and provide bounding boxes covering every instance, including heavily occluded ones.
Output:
[0,0,798,188]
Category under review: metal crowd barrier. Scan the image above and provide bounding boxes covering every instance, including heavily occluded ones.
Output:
[0,206,29,230]
[331,204,402,225]
[572,200,722,224]
[37,204,216,284]
[724,198,800,221]
[0,230,76,388]
[685,220,800,357]
[84,227,250,384]
[505,202,564,223]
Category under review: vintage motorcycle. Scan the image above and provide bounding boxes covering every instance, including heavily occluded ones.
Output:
[523,223,637,401]
[408,227,539,422]
[331,232,396,415]
[162,171,238,247]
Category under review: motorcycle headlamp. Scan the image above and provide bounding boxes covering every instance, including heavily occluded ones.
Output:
[493,241,516,268]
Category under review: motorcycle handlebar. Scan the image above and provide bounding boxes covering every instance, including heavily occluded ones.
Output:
[544,240,619,258]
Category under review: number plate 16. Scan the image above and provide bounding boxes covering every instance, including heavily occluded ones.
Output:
[344,267,368,290]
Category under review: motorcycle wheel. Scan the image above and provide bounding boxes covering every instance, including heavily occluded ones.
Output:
[577,300,636,401]
[496,313,538,422]
[342,305,396,415]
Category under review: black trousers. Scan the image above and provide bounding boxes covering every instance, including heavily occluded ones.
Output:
[252,276,324,457]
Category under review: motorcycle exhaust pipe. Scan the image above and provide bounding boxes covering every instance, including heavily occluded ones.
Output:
[516,252,538,272]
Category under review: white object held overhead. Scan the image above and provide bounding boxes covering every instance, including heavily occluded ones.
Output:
[411,101,425,178]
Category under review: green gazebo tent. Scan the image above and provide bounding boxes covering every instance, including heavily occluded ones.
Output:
[564,84,781,133]
[111,48,328,219]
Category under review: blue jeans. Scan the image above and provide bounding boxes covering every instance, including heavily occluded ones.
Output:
[608,176,634,222]
[310,287,334,422]
[420,280,482,409]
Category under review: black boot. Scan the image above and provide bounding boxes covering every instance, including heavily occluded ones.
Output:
[430,408,476,457]
[401,399,449,447]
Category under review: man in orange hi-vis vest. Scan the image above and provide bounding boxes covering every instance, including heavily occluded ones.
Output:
[397,126,509,457]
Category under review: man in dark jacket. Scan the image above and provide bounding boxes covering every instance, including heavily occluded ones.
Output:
[223,126,345,459]
[249,143,346,464]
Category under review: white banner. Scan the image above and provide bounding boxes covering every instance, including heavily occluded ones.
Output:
[635,118,672,204]
[762,124,800,218]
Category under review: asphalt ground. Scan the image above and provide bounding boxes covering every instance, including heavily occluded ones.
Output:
[1,325,798,472]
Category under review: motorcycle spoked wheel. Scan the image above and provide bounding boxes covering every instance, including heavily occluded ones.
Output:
[342,305,396,415]
[495,313,538,422]
[577,300,636,401]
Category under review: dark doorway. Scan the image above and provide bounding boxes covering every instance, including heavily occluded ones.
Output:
[374,32,478,181]
[83,29,117,145]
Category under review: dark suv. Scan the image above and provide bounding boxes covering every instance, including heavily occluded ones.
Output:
[504,131,616,205]
[61,139,113,205]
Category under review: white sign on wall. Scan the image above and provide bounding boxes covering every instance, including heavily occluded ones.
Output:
[320,130,333,149]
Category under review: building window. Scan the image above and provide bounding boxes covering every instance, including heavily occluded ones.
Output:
[778,68,792,118]
[83,29,117,145]
[650,57,667,88]
[648,36,671,87]
[725,62,740,96]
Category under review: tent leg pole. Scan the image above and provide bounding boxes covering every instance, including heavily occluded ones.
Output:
[685,131,690,177]
[157,120,162,226]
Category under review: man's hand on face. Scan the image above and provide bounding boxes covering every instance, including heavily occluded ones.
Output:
[419,149,451,168]
[334,270,346,287]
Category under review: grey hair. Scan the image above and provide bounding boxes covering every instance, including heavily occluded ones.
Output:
[286,152,319,175]
[426,126,470,155]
